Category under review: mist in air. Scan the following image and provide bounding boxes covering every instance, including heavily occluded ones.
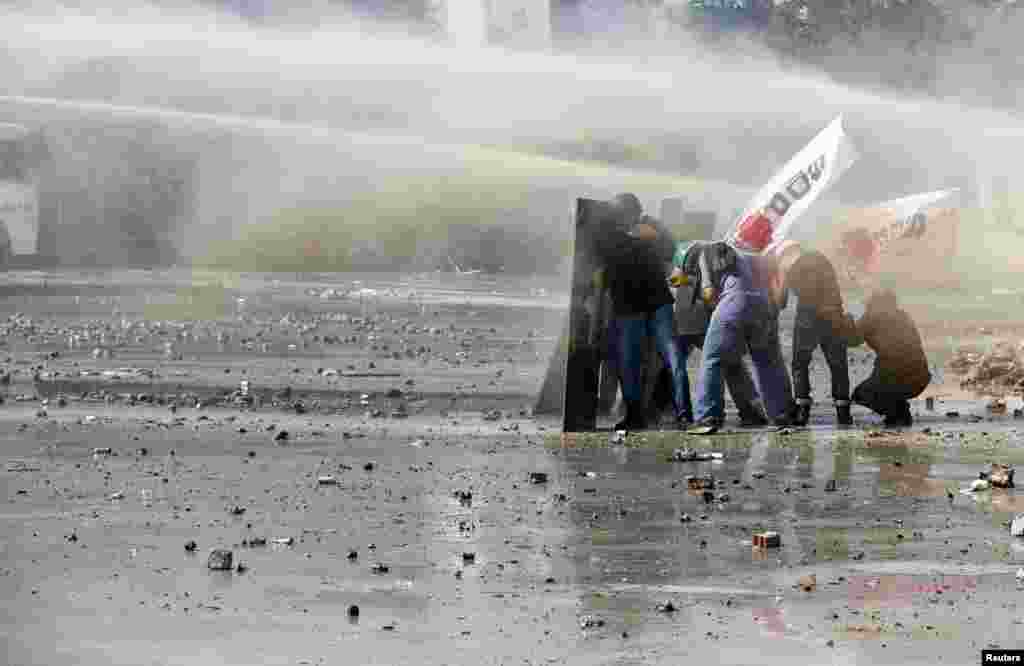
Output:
[0,1,1022,275]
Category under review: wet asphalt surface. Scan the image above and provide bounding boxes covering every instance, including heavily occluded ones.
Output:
[0,270,1022,665]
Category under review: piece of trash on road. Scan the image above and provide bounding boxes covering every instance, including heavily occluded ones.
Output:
[753,532,781,549]
[207,549,233,571]
[6,460,40,472]
[673,448,723,462]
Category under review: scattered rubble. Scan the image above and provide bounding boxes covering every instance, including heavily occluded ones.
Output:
[753,532,781,549]
[949,342,1024,394]
[207,549,233,571]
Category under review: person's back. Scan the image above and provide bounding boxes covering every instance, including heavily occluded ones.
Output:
[860,291,930,389]
[597,213,674,317]
[853,289,930,427]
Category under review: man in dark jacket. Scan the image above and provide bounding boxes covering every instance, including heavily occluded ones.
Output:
[852,289,931,427]
[593,193,686,430]
[774,240,862,426]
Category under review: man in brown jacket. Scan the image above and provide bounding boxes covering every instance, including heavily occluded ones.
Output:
[852,289,931,427]
[774,240,862,426]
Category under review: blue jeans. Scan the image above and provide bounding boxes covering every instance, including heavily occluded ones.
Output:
[617,304,689,420]
[695,293,793,423]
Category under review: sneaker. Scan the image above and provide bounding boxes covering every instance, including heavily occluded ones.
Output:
[793,403,811,427]
[687,417,722,435]
[836,404,853,426]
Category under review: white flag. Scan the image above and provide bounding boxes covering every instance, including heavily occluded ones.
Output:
[728,115,859,251]
[862,188,960,250]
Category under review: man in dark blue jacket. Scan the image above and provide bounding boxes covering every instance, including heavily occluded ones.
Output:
[593,193,687,430]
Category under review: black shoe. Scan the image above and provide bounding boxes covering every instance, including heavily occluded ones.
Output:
[883,413,912,428]
[793,404,811,427]
[614,401,648,431]
[739,413,769,428]
[836,404,853,426]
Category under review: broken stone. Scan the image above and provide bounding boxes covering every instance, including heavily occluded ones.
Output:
[753,532,781,549]
[207,549,233,571]
[686,475,715,490]
[798,574,817,592]
[989,464,1015,489]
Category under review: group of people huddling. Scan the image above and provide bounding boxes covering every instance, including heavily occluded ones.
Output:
[596,193,932,434]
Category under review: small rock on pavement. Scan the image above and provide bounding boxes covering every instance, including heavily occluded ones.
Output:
[989,464,1015,489]
[753,532,781,549]
[207,549,234,571]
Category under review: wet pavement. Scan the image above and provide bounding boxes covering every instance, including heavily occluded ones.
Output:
[0,271,1022,665]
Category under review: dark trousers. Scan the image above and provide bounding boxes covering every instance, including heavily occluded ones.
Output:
[852,368,927,420]
[792,304,850,405]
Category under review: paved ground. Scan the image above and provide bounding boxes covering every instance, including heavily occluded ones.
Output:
[0,270,1021,666]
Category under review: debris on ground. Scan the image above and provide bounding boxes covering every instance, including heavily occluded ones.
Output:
[317,475,339,486]
[529,472,548,484]
[371,562,390,574]
[184,540,197,552]
[579,616,605,630]
[273,430,289,442]
[949,342,1024,394]
[273,537,295,546]
[987,464,1015,489]
[686,475,715,490]
[207,549,233,571]
[672,448,723,462]
[753,532,781,549]
[348,605,360,618]
[656,601,677,613]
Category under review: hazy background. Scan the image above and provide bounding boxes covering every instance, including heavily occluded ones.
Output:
[1,0,1023,278]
